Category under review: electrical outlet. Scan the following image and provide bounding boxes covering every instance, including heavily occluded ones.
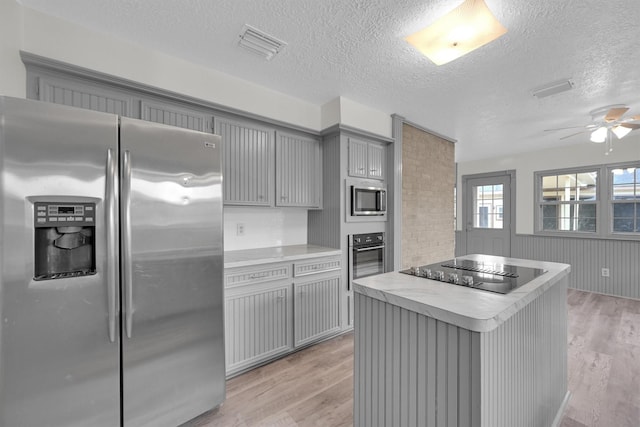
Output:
[601,268,610,277]
[236,223,245,236]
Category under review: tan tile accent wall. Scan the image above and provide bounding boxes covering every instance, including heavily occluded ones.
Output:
[402,123,455,268]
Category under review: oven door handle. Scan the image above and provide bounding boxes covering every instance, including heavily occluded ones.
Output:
[354,245,385,252]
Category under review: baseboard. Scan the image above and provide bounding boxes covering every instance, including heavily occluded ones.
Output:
[551,391,571,427]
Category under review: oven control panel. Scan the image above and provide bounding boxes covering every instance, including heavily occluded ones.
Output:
[352,232,384,245]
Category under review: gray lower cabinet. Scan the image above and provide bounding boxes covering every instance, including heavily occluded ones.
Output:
[293,275,341,347]
[224,255,342,376]
[225,279,293,376]
[276,131,322,208]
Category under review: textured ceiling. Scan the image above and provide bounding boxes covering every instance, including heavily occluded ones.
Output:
[18,0,640,162]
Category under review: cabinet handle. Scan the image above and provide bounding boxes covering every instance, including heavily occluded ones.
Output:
[281,196,288,200]
[276,295,285,302]
[370,169,377,172]
[358,168,365,171]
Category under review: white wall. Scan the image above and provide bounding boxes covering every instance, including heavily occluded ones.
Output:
[223,207,308,251]
[457,134,640,234]
[339,97,392,138]
[0,0,25,97]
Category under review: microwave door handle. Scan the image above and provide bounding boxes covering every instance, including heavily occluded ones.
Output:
[106,149,118,343]
[122,150,134,339]
[355,245,385,252]
[379,191,386,211]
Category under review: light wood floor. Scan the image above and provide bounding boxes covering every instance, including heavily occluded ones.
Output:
[191,289,640,427]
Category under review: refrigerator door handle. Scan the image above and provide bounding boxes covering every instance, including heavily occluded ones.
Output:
[122,150,134,339]
[106,149,118,343]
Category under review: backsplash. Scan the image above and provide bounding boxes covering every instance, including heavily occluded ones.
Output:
[223,207,308,251]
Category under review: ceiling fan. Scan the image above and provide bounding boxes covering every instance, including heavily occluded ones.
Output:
[545,105,640,152]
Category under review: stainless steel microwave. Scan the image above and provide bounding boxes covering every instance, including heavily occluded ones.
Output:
[351,185,386,216]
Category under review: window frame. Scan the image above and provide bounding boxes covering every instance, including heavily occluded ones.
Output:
[534,162,640,241]
[608,161,640,237]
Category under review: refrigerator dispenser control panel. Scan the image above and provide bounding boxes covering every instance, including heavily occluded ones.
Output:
[34,202,96,227]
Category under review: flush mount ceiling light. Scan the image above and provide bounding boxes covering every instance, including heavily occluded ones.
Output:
[238,25,287,60]
[404,0,507,66]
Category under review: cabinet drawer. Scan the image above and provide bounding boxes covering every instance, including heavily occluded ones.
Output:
[294,257,341,277]
[225,264,291,288]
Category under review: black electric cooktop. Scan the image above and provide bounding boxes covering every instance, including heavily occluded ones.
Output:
[399,258,546,294]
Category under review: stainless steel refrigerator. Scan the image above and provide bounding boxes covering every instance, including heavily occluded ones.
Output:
[0,96,225,426]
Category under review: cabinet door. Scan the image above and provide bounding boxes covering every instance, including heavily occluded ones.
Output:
[215,117,274,206]
[348,138,369,178]
[141,99,212,132]
[225,283,293,375]
[367,142,385,180]
[294,275,341,347]
[276,132,321,208]
[37,75,134,116]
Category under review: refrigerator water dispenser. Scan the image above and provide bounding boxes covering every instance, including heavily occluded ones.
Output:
[33,200,97,280]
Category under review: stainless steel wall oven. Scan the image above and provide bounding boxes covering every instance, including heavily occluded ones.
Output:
[348,232,385,291]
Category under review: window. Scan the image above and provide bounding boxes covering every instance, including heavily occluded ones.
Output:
[538,170,597,232]
[610,166,640,233]
[535,162,640,240]
[472,184,503,229]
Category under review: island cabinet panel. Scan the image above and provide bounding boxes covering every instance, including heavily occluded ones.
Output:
[275,131,322,208]
[224,281,293,376]
[215,117,274,206]
[354,274,569,427]
[354,294,481,427]
[480,280,568,427]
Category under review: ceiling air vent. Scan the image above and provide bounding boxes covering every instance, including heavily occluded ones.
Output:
[238,25,287,60]
[531,79,575,99]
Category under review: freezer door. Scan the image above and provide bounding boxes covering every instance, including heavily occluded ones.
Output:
[120,117,225,426]
[0,97,121,427]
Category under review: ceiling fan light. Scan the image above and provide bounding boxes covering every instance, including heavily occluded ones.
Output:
[404,0,507,66]
[612,125,632,139]
[590,127,608,143]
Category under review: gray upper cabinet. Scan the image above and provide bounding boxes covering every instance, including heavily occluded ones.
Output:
[367,142,385,180]
[348,138,369,178]
[348,137,386,180]
[215,117,274,206]
[36,76,135,116]
[276,131,322,208]
[140,99,212,132]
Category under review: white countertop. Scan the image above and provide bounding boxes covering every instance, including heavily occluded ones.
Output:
[353,254,570,332]
[224,244,342,269]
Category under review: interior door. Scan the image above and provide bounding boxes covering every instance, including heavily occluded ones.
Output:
[120,118,225,426]
[0,97,121,427]
[464,173,512,256]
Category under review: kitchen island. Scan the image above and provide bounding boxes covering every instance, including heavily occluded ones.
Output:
[352,254,571,427]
